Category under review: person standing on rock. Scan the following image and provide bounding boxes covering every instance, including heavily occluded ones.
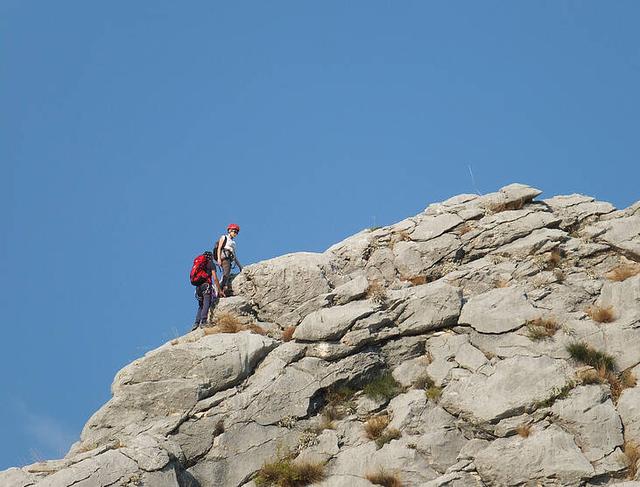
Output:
[191,251,223,330]
[216,223,243,296]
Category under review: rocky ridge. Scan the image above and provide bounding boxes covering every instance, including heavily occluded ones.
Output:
[3,183,640,487]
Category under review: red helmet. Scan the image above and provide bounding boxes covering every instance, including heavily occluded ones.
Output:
[227,223,240,233]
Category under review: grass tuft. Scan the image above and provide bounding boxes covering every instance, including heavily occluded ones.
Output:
[455,222,474,236]
[317,386,356,429]
[365,468,403,487]
[536,382,575,409]
[375,428,401,449]
[516,424,532,438]
[363,371,402,402]
[578,366,636,402]
[625,441,640,479]
[254,459,325,487]
[363,415,401,449]
[621,369,638,389]
[566,342,616,372]
[544,249,564,270]
[586,305,616,323]
[607,263,640,282]
[425,386,443,402]
[412,373,435,390]
[402,275,428,286]
[216,311,246,332]
[366,280,388,305]
[494,278,510,288]
[204,312,265,336]
[282,326,296,342]
[364,415,390,440]
[525,317,560,341]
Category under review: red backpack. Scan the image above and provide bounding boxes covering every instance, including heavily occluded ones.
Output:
[190,254,210,285]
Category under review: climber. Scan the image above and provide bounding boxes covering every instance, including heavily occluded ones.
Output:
[215,223,243,296]
[190,251,223,330]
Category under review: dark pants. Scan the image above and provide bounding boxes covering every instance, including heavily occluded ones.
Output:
[220,258,232,295]
[194,282,214,325]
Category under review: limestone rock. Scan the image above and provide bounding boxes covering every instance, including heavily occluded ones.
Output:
[474,424,594,486]
[618,387,640,443]
[550,385,623,462]
[441,355,574,424]
[5,186,640,487]
[459,286,538,334]
[293,301,377,341]
[233,252,333,324]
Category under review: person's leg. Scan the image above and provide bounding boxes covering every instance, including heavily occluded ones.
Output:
[194,286,205,329]
[220,259,231,293]
[200,283,212,324]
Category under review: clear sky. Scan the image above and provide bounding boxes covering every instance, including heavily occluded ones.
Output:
[1,1,639,469]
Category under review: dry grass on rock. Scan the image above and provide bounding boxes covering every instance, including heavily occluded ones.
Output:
[282,326,296,342]
[526,317,560,341]
[204,312,266,336]
[254,458,325,487]
[363,415,401,449]
[366,280,388,305]
[516,424,532,438]
[586,305,616,323]
[364,415,390,440]
[607,263,640,282]
[365,469,403,487]
[625,441,640,479]
[402,275,428,286]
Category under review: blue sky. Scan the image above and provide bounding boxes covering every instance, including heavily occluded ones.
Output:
[1,1,639,469]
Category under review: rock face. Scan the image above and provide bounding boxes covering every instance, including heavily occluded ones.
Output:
[4,183,640,487]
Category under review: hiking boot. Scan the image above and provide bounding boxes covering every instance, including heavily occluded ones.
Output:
[191,322,201,331]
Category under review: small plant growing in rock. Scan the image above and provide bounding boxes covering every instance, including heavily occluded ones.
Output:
[365,468,403,487]
[204,312,266,335]
[577,368,603,385]
[586,305,616,323]
[402,275,428,286]
[363,415,402,449]
[606,263,640,282]
[215,311,246,331]
[254,458,325,487]
[516,424,532,438]
[375,427,402,449]
[566,342,616,372]
[624,440,640,479]
[621,369,638,389]
[553,268,566,283]
[494,278,510,288]
[544,249,564,270]
[389,230,412,249]
[536,382,575,409]
[317,385,356,429]
[366,280,388,305]
[412,373,435,390]
[282,326,296,342]
[525,317,560,341]
[364,415,390,440]
[455,222,474,236]
[425,386,442,402]
[363,371,402,401]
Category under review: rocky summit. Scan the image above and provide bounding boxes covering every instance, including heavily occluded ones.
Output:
[4,183,640,487]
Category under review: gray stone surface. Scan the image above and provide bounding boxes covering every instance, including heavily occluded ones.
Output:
[293,301,376,341]
[4,186,640,487]
[474,424,594,486]
[550,385,623,462]
[441,355,574,424]
[459,286,538,334]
